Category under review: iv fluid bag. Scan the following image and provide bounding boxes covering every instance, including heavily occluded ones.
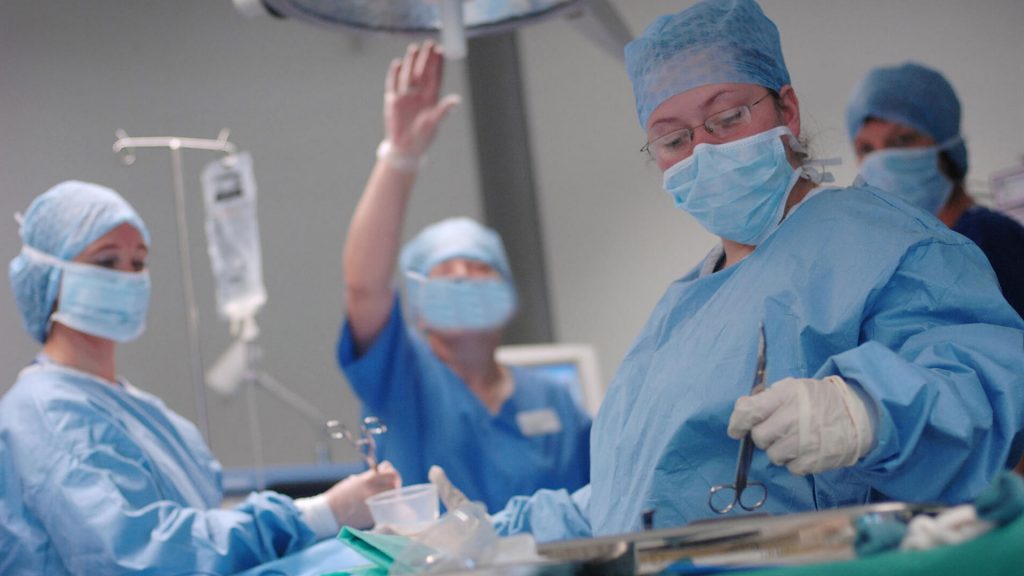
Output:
[201,152,267,324]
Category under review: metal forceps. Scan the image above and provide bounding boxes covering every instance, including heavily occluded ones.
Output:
[326,416,387,472]
[708,322,769,514]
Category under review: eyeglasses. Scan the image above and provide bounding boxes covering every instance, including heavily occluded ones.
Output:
[642,92,774,164]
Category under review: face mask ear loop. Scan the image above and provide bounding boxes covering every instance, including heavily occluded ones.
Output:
[784,132,841,185]
[20,244,66,267]
[404,270,428,283]
[800,158,841,184]
[937,134,964,151]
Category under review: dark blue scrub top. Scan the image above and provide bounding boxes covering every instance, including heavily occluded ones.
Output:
[954,206,1024,319]
[337,297,591,513]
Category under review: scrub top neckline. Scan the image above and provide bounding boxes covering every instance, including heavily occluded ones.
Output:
[463,364,518,419]
[412,333,521,423]
[31,353,128,389]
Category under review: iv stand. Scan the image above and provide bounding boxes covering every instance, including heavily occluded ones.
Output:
[112,129,238,442]
[234,337,336,489]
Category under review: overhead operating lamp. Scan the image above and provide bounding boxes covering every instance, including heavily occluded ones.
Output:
[231,0,631,61]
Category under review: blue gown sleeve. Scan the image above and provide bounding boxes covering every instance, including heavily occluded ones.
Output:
[492,484,593,543]
[13,396,316,575]
[819,239,1024,504]
[337,295,419,413]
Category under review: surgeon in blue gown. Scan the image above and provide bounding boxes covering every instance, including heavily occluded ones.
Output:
[489,0,1024,542]
[0,181,400,576]
[337,41,590,513]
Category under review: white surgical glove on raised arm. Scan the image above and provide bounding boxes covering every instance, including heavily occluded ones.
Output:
[727,376,876,475]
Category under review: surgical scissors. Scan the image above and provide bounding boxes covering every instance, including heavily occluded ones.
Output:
[708,322,768,514]
[326,416,387,472]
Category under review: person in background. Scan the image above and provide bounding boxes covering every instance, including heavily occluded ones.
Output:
[337,40,591,514]
[847,61,1024,320]
[0,181,400,576]
[484,0,1024,542]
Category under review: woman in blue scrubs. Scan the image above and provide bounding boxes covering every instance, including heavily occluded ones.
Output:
[337,41,590,513]
[847,61,1024,320]
[1,181,400,575]
[490,0,1024,542]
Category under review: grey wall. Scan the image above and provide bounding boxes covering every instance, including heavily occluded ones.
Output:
[2,0,1023,469]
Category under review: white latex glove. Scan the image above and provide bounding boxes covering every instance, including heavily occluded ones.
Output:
[727,376,875,475]
[324,461,402,529]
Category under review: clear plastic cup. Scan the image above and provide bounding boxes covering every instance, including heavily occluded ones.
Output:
[366,483,440,534]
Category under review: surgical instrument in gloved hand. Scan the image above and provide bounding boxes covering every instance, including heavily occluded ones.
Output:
[709,322,768,514]
[327,416,387,472]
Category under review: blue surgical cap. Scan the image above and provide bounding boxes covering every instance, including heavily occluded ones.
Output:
[400,217,511,281]
[9,180,151,343]
[846,62,967,179]
[625,0,791,129]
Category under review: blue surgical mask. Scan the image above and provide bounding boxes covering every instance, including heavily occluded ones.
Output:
[407,273,517,332]
[662,125,803,246]
[855,140,957,216]
[21,245,150,342]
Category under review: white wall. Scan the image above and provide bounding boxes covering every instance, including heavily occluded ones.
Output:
[2,0,1022,468]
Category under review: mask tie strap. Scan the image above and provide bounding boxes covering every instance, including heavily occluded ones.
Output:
[781,129,840,185]
[938,134,964,151]
[404,270,428,284]
[801,157,841,184]
[19,244,68,268]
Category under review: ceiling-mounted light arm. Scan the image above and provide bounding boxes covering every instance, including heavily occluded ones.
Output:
[231,0,284,19]
[436,0,467,60]
[229,0,631,62]
[563,0,632,62]
[233,1,580,37]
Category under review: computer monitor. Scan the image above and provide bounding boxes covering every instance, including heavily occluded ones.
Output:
[496,343,604,416]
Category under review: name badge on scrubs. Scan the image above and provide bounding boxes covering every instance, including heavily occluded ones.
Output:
[516,408,563,437]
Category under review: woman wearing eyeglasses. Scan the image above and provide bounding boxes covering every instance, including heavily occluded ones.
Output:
[489,0,1024,542]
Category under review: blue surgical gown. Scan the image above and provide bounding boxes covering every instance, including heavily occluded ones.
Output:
[337,297,591,513]
[493,186,1024,540]
[0,358,317,575]
[953,205,1024,319]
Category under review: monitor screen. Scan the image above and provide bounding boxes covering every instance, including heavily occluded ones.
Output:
[526,361,585,409]
[496,344,603,415]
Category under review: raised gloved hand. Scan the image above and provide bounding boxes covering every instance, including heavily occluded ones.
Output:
[324,461,402,529]
[727,376,875,475]
[383,40,461,163]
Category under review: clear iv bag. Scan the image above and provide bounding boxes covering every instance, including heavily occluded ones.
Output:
[201,152,267,327]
